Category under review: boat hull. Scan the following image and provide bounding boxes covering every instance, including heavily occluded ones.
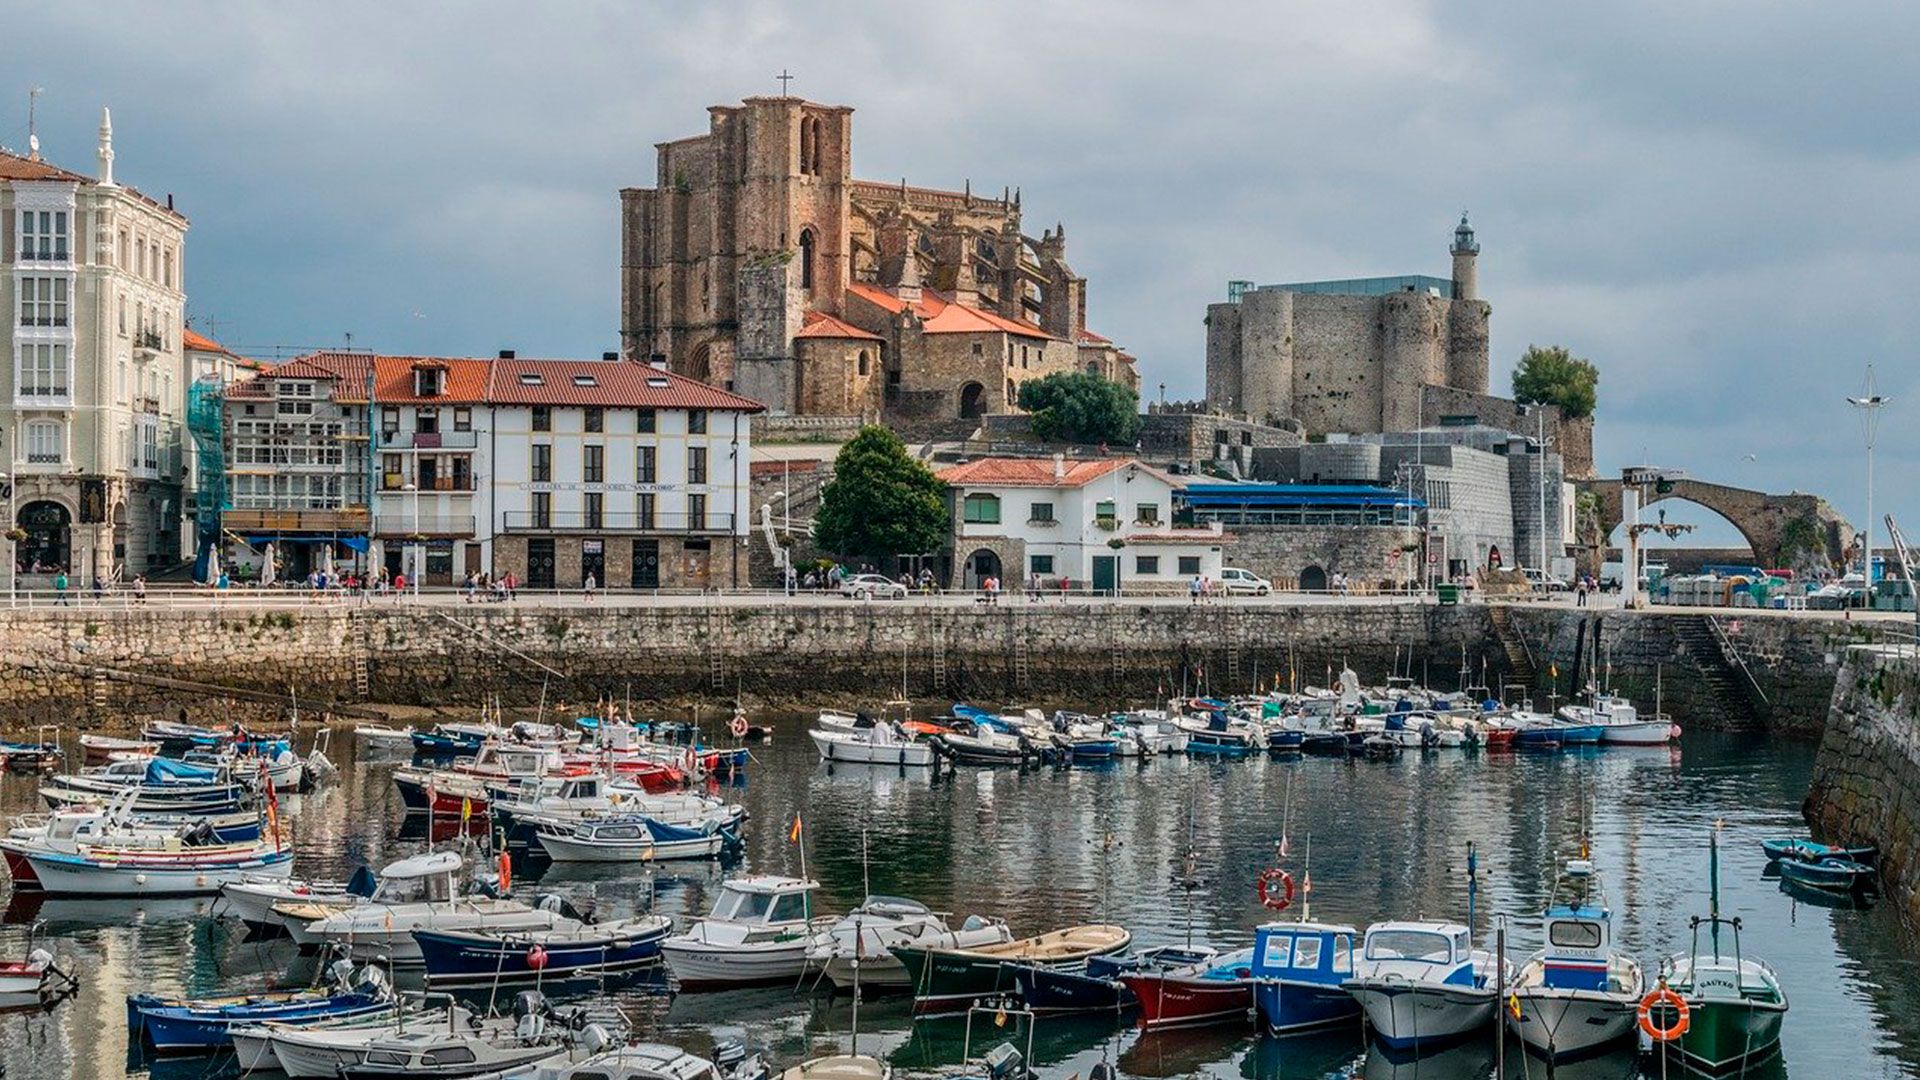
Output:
[22,848,293,897]
[1597,721,1678,745]
[1345,980,1494,1050]
[132,995,392,1054]
[413,921,668,987]
[1009,964,1128,1014]
[810,730,935,767]
[1120,973,1253,1030]
[1653,998,1786,1075]
[1507,989,1638,1060]
[534,828,725,862]
[1254,978,1361,1035]
[660,937,810,989]
[894,933,1131,1017]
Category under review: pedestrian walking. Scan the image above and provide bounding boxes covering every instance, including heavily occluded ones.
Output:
[1190,574,1203,605]
[1575,575,1590,607]
[584,571,598,600]
[133,574,147,604]
[53,569,69,606]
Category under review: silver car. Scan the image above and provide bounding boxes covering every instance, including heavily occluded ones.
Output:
[840,573,909,600]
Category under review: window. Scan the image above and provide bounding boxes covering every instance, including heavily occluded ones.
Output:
[687,410,708,434]
[687,493,708,530]
[413,367,444,396]
[18,277,68,326]
[637,409,656,433]
[1135,555,1160,575]
[118,295,127,335]
[1291,935,1324,971]
[19,210,68,261]
[1548,921,1604,949]
[1028,501,1055,524]
[117,230,128,269]
[972,342,984,357]
[1332,934,1354,974]
[278,398,313,416]
[1261,933,1294,970]
[1029,554,1054,575]
[23,420,62,463]
[532,406,551,431]
[637,445,657,484]
[583,444,604,483]
[769,891,810,923]
[857,350,870,376]
[1136,503,1161,525]
[530,444,552,482]
[17,343,69,398]
[584,407,604,433]
[637,492,656,530]
[415,407,439,434]
[163,249,174,289]
[1178,555,1201,575]
[1095,500,1116,526]
[962,493,1001,524]
[453,407,472,432]
[687,446,707,485]
[798,228,815,290]
[584,492,604,530]
[531,491,552,529]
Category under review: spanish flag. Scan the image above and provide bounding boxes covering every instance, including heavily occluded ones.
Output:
[1508,993,1522,1020]
[789,814,803,843]
[461,797,473,824]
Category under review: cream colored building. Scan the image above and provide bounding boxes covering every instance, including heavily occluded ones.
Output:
[2,109,188,586]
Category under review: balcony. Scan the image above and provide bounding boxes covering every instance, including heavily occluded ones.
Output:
[378,430,479,450]
[137,395,163,415]
[373,514,477,538]
[134,329,165,359]
[382,474,476,492]
[222,508,370,534]
[501,510,736,534]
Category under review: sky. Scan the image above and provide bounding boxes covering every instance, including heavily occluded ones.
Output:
[5,1,1916,549]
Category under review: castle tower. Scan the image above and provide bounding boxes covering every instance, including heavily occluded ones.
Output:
[1450,213,1479,302]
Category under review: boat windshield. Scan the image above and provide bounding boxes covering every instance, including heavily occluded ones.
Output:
[1549,920,1603,949]
[1365,930,1453,963]
[714,887,773,921]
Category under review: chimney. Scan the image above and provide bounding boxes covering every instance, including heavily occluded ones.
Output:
[647,357,669,371]
[1053,453,1066,482]
[601,351,618,361]
[497,349,516,359]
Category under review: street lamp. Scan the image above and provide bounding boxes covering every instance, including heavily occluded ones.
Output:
[1847,365,1890,590]
[403,480,421,594]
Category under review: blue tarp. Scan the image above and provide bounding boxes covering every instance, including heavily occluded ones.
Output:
[146,758,220,784]
[644,817,713,843]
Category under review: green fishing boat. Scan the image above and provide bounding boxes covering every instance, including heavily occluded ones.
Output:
[1650,827,1788,1075]
[891,924,1130,1017]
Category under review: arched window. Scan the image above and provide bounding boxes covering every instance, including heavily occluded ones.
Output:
[799,117,815,175]
[856,349,870,377]
[959,382,985,419]
[798,228,816,290]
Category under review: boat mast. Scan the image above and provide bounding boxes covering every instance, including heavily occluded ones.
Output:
[1466,841,1478,948]
[1709,823,1722,958]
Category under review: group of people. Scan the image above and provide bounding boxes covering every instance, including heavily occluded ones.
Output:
[461,570,520,602]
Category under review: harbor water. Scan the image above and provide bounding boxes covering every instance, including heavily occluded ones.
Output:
[1,718,1917,1079]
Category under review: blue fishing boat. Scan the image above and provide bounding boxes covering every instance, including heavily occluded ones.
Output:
[1760,838,1877,866]
[412,914,672,987]
[1175,702,1258,756]
[410,723,489,757]
[127,963,392,1054]
[1777,855,1875,893]
[1251,921,1362,1035]
[1266,727,1305,753]
[1008,945,1213,1014]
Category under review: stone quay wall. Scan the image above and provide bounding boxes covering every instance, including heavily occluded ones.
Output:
[0,602,1862,732]
[1807,647,1920,928]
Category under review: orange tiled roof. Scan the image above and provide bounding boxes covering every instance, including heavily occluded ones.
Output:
[937,456,1136,488]
[373,356,491,404]
[795,310,884,342]
[182,328,236,356]
[487,358,764,411]
[1075,328,1113,346]
[846,282,1054,341]
[0,149,91,183]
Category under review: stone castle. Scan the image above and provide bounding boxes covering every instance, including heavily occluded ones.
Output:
[1205,216,1491,434]
[620,95,1138,434]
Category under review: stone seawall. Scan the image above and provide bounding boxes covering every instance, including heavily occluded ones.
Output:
[0,602,1859,732]
[1807,647,1920,928]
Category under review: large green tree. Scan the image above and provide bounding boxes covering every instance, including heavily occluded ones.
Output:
[1512,344,1600,419]
[1016,372,1142,444]
[813,426,949,561]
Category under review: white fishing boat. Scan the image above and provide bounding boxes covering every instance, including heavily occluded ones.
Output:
[808,717,935,767]
[660,876,824,989]
[534,814,734,862]
[261,1003,503,1079]
[78,734,159,765]
[287,854,573,964]
[229,1009,403,1073]
[1559,694,1678,746]
[1507,857,1644,1060]
[273,851,465,944]
[806,896,1013,990]
[520,1041,772,1080]
[20,839,293,897]
[1343,920,1508,1051]
[779,1056,891,1080]
[353,725,417,747]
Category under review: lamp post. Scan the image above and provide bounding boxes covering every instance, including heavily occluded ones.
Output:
[1847,365,1890,593]
[403,480,420,595]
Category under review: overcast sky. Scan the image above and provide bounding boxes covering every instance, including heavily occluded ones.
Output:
[7,2,1914,548]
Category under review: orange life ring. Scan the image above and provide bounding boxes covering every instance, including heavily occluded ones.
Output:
[1258,867,1295,911]
[1637,987,1690,1042]
[729,714,750,739]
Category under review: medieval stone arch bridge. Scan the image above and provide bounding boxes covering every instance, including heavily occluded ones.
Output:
[1576,477,1853,568]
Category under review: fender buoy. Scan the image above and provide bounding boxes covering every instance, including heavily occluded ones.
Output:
[729,714,750,739]
[526,945,548,971]
[497,851,512,894]
[1637,986,1690,1042]
[1257,867,1295,911]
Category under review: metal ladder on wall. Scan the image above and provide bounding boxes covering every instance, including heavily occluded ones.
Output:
[929,608,947,693]
[707,611,727,691]
[1221,610,1242,688]
[89,670,108,713]
[1109,614,1125,682]
[1012,610,1031,693]
[353,615,372,700]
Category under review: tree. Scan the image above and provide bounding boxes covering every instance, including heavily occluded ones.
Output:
[1512,345,1599,420]
[813,426,949,562]
[1015,372,1141,444]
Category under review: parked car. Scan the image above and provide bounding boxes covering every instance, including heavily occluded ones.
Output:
[840,573,908,600]
[1218,567,1273,596]
[1523,567,1570,593]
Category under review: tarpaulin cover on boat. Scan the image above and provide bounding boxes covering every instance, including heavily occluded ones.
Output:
[643,817,714,843]
[146,758,220,784]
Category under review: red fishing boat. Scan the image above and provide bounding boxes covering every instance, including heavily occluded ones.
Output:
[1118,950,1256,1030]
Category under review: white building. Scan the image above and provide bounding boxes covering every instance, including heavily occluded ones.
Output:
[939,455,1225,593]
[3,110,190,585]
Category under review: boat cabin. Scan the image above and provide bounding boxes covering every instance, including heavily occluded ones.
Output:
[461,745,562,779]
[702,876,818,926]
[546,1043,732,1080]
[1252,922,1359,985]
[1358,921,1477,985]
[369,850,462,904]
[1539,859,1615,991]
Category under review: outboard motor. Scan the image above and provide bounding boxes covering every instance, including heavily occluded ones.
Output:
[326,958,357,989]
[713,1038,749,1072]
[514,989,549,1019]
[182,821,217,847]
[983,1043,1026,1080]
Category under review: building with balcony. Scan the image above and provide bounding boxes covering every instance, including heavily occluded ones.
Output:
[3,110,190,586]
[937,455,1224,593]
[371,356,490,583]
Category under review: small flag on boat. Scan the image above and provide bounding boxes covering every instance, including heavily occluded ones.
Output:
[461,796,472,824]
[1508,992,1522,1020]
[994,1006,1007,1027]
[789,814,803,843]
[1302,869,1312,894]
[1550,662,1558,679]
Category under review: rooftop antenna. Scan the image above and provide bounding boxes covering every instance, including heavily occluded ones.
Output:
[27,87,44,159]
[1848,364,1891,586]
[776,69,796,97]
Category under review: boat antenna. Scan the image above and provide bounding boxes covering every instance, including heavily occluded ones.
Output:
[1709,820,1723,957]
[1465,841,1479,948]
[1299,834,1313,923]
[860,821,871,900]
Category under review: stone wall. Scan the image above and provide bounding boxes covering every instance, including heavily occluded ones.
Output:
[1807,647,1920,929]
[0,602,1861,734]
[1220,525,1423,591]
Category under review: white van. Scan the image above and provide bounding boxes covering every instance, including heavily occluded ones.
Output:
[1218,567,1273,596]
